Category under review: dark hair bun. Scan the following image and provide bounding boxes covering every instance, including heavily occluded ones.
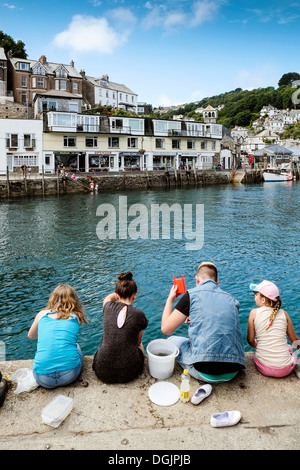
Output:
[118,271,133,281]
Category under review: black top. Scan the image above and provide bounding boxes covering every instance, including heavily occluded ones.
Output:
[92,301,148,383]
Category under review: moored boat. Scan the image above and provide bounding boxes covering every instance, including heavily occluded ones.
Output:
[263,169,293,182]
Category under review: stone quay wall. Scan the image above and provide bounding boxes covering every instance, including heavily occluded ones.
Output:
[0,170,263,199]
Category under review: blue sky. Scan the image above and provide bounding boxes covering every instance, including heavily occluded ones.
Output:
[1,0,300,107]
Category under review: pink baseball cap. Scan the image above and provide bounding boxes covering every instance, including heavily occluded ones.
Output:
[249,280,280,301]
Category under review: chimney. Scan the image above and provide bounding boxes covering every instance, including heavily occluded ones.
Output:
[80,69,86,77]
[39,55,47,64]
[70,60,74,67]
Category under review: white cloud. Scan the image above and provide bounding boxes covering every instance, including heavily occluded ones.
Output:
[53,14,130,54]
[191,0,223,26]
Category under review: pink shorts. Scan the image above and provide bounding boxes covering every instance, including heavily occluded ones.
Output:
[254,350,297,378]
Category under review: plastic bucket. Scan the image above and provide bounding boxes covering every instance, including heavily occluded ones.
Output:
[147,339,179,379]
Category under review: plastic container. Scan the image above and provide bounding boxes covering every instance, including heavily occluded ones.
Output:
[180,369,190,403]
[147,339,179,379]
[41,395,74,428]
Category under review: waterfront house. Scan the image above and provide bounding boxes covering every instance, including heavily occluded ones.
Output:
[42,111,222,174]
[0,118,43,175]
[8,55,83,107]
[81,72,137,112]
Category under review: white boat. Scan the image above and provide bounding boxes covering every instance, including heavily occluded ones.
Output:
[263,169,293,182]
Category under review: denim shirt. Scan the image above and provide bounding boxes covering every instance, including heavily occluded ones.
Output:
[177,279,246,367]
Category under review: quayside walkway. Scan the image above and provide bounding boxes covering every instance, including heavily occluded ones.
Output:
[0,353,299,451]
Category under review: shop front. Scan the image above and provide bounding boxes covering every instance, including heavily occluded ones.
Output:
[152,153,177,170]
[119,152,143,171]
[88,151,114,172]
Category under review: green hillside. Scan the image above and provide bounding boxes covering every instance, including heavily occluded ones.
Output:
[154,75,300,129]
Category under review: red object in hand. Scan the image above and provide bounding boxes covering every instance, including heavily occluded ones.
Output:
[173,275,186,296]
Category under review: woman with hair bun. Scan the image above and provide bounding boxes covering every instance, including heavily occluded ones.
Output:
[93,272,148,383]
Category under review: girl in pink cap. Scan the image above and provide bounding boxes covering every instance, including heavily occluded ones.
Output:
[247,280,299,377]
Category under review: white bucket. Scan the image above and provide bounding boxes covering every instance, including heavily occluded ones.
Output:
[147,339,179,379]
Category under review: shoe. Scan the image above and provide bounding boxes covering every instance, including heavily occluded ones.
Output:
[191,384,212,405]
[0,375,8,408]
[210,410,241,427]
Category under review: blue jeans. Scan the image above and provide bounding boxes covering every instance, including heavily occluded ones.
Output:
[167,336,238,384]
[33,345,83,389]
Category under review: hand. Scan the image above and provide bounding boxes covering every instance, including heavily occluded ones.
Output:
[168,285,178,303]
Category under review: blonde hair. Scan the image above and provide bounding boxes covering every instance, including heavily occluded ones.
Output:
[47,284,88,324]
[262,294,282,330]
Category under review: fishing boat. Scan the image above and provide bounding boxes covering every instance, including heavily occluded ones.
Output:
[263,169,293,182]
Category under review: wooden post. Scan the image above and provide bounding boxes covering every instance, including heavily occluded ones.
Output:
[6,166,10,198]
[57,169,60,195]
[42,165,45,196]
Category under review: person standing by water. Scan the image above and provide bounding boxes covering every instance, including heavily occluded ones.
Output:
[93,272,148,383]
[28,284,88,389]
[161,262,246,383]
[247,280,299,377]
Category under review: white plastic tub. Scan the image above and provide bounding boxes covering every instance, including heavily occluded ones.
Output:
[147,339,179,379]
[41,395,74,428]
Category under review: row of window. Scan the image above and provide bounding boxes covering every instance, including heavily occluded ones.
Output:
[6,134,36,149]
[21,76,78,91]
[63,136,216,150]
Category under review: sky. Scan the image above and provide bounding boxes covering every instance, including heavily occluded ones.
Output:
[1,0,300,107]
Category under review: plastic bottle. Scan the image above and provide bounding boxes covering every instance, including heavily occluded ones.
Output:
[180,369,190,403]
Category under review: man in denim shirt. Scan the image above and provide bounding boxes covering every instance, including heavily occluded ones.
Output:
[161,262,246,383]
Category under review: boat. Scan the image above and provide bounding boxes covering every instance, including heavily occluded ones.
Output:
[263,169,293,182]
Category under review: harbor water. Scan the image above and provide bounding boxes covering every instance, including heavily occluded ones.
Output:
[0,182,299,361]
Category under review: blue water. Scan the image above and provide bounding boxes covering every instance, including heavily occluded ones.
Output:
[0,182,299,360]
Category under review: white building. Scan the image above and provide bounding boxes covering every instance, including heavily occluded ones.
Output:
[85,75,137,112]
[0,118,43,174]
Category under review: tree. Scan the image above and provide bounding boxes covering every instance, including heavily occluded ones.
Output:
[0,30,27,58]
[278,72,300,87]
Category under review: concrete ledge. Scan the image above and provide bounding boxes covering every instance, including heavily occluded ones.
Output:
[0,352,299,451]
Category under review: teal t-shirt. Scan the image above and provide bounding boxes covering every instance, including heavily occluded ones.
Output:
[33,312,81,374]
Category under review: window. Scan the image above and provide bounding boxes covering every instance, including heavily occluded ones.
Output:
[155,138,165,149]
[24,134,36,148]
[172,139,181,149]
[64,136,76,147]
[128,138,137,148]
[211,141,216,150]
[187,140,195,149]
[73,82,78,91]
[201,141,207,149]
[19,62,30,70]
[45,155,51,165]
[6,134,18,148]
[55,80,67,91]
[56,68,67,78]
[37,77,44,88]
[111,119,123,129]
[32,77,36,88]
[21,76,27,87]
[69,102,78,112]
[21,92,27,104]
[86,137,98,148]
[108,137,119,148]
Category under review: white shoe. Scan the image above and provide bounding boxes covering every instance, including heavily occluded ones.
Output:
[210,410,241,427]
[191,384,212,405]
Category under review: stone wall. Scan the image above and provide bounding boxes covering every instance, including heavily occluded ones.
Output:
[0,171,232,198]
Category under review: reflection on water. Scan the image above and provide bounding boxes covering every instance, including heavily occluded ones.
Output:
[0,182,299,360]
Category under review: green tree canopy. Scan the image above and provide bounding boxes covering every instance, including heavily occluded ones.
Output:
[278,72,300,87]
[0,30,27,58]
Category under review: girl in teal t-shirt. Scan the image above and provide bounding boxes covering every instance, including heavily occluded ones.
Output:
[28,284,88,389]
